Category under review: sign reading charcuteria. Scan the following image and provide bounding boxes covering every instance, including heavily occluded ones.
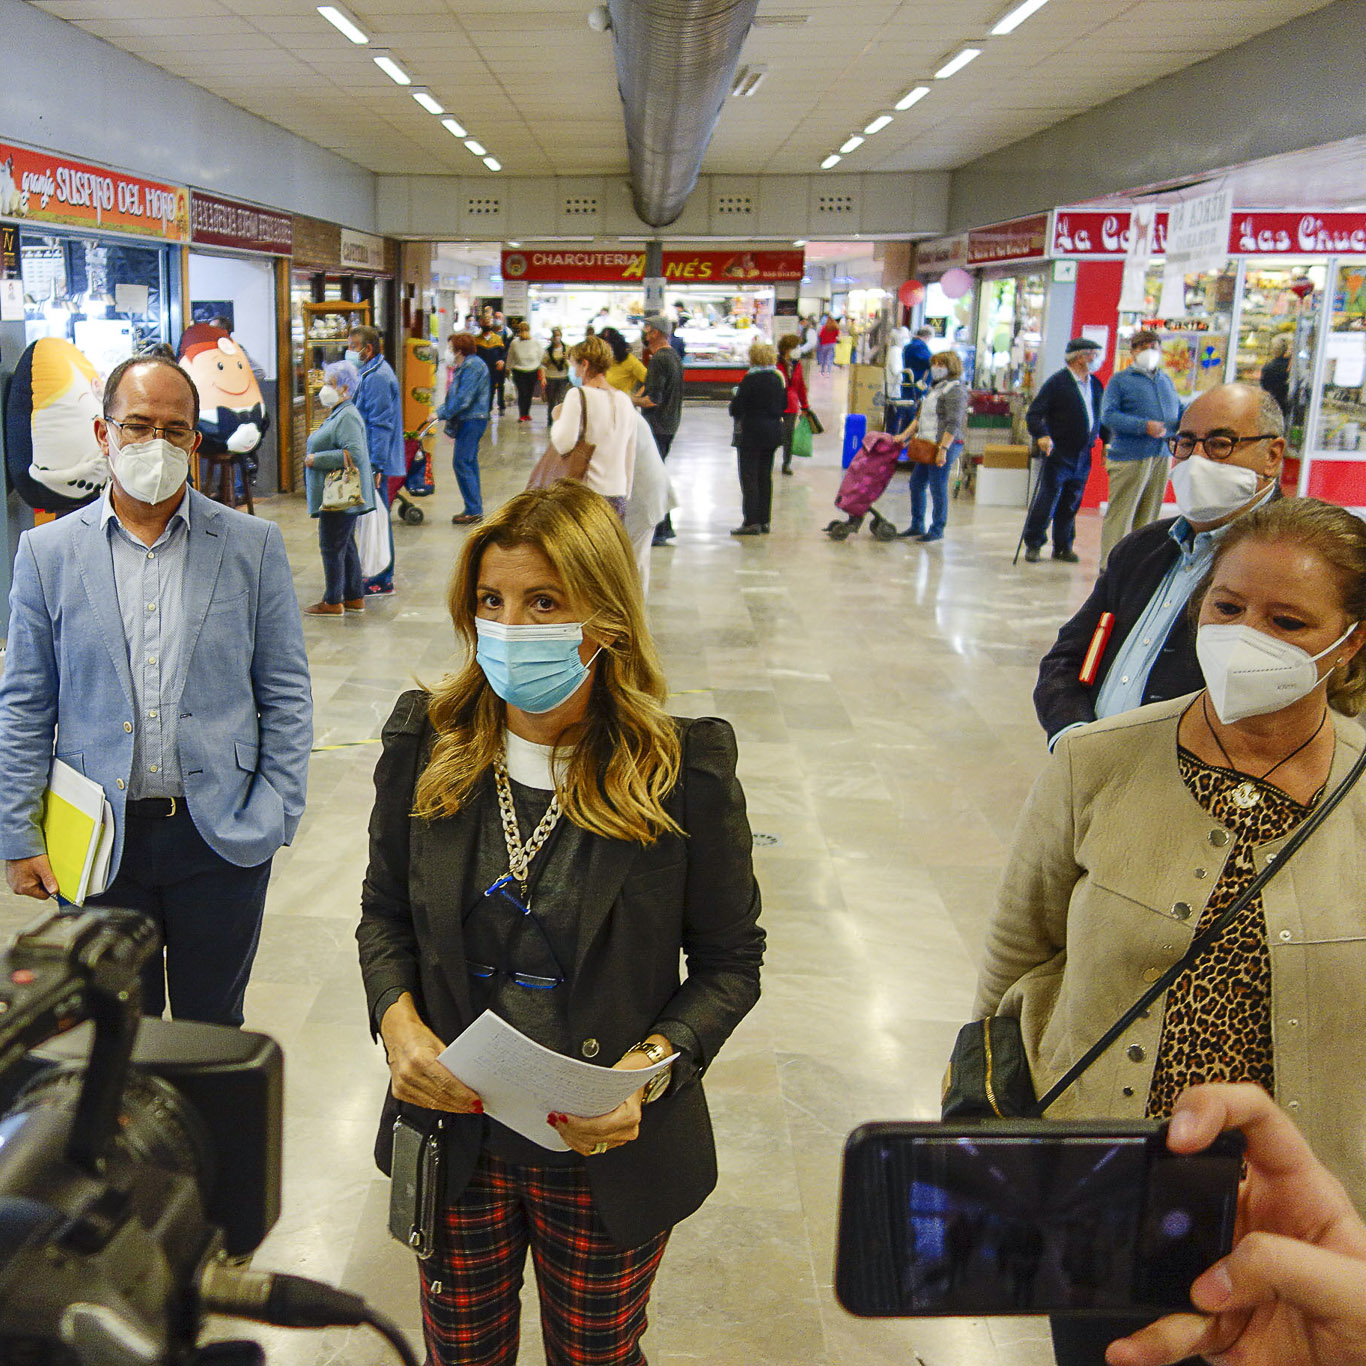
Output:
[501,248,805,284]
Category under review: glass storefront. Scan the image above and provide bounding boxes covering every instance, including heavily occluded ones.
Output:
[1317,260,1366,454]
[974,269,1048,395]
[1117,265,1235,402]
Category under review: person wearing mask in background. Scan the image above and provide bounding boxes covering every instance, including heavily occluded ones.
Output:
[798,315,818,360]
[550,335,637,518]
[1261,333,1293,419]
[437,332,491,526]
[541,326,571,426]
[0,355,312,1025]
[347,325,403,598]
[776,332,809,476]
[506,322,543,424]
[983,497,1366,1366]
[475,307,508,417]
[304,359,374,616]
[902,326,934,406]
[895,348,968,544]
[633,316,683,546]
[1098,329,1183,569]
[882,325,911,433]
[599,327,648,396]
[816,315,839,375]
[1034,382,1284,748]
[494,311,514,412]
[1022,337,1107,564]
[728,340,787,537]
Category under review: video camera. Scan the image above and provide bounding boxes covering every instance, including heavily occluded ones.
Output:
[0,908,413,1365]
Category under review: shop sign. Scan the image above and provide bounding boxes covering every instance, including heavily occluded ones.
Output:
[499,248,805,284]
[1232,211,1366,256]
[1,222,16,277]
[915,234,968,275]
[0,141,189,240]
[1051,210,1171,258]
[340,228,386,272]
[190,191,292,255]
[1141,317,1212,332]
[966,214,1049,266]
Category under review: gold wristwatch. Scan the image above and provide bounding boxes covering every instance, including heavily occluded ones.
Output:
[630,1037,673,1104]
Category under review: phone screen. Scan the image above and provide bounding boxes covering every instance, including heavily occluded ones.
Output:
[836,1122,1242,1317]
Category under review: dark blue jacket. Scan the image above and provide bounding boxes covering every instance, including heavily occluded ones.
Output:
[901,337,933,396]
[354,354,405,479]
[438,358,491,430]
[1026,366,1106,465]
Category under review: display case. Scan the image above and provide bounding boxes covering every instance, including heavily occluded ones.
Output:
[1315,261,1366,453]
[1118,266,1235,401]
[973,270,1048,397]
[294,299,372,440]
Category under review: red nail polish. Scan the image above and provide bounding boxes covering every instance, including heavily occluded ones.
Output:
[472,1100,484,1114]
[547,1113,557,1125]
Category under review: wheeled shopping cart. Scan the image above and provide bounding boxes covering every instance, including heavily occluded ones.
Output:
[824,432,903,541]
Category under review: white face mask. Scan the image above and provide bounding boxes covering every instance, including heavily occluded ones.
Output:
[317,384,341,409]
[1198,621,1359,724]
[1169,453,1263,523]
[1086,352,1104,372]
[930,366,948,382]
[108,433,189,505]
[1134,347,1161,372]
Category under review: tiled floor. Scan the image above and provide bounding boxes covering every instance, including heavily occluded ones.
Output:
[0,369,1109,1365]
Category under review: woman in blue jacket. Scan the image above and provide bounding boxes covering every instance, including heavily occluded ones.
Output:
[438,332,492,525]
[304,359,375,617]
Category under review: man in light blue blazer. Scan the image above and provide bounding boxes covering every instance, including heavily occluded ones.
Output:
[0,355,313,1025]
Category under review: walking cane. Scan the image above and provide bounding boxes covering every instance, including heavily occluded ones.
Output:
[1012,447,1049,566]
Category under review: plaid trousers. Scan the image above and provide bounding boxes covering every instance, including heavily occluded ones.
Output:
[421,1150,670,1366]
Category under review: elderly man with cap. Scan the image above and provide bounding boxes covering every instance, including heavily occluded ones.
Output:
[634,314,683,544]
[1097,328,1183,569]
[1022,337,1108,563]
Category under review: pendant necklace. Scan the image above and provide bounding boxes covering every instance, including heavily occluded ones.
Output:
[1202,694,1327,811]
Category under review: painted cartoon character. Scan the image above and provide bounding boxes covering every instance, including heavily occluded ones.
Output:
[1,338,108,510]
[177,322,269,460]
[0,156,29,217]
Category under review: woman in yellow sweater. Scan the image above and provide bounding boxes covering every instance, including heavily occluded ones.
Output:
[599,326,647,395]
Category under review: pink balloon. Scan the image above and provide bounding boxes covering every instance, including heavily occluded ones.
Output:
[939,268,972,299]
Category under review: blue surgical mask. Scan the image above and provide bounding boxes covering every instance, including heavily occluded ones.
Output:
[568,365,584,388]
[345,348,362,366]
[475,619,600,714]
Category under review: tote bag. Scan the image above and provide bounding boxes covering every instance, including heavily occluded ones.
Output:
[356,504,389,579]
[527,386,595,490]
[321,450,364,510]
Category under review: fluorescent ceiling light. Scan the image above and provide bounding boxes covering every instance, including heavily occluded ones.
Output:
[821,154,841,169]
[507,241,520,247]
[730,64,766,97]
[740,71,765,97]
[793,239,806,246]
[484,157,502,171]
[441,117,467,138]
[412,89,443,114]
[317,4,367,43]
[839,135,864,154]
[895,84,930,110]
[935,47,981,79]
[992,0,1049,35]
[373,52,411,85]
[465,139,487,156]
[864,114,893,135]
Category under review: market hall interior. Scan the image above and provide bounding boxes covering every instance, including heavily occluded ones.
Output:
[5,0,1366,1361]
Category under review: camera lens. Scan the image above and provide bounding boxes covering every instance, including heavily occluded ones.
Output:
[1159,1208,1193,1240]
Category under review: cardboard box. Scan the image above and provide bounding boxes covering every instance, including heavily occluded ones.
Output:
[847,364,885,429]
[982,443,1030,470]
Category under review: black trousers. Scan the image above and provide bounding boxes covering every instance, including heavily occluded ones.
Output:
[512,369,537,418]
[544,376,568,423]
[653,430,675,538]
[1024,452,1089,553]
[781,412,797,468]
[737,442,778,526]
[88,804,272,1026]
[317,509,361,604]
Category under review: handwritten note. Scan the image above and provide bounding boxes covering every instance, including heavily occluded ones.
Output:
[437,1011,676,1151]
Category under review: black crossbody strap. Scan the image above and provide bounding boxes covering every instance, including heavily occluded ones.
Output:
[1030,739,1366,1116]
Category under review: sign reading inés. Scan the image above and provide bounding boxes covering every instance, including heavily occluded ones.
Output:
[190,192,292,254]
[0,142,189,240]
[500,248,805,283]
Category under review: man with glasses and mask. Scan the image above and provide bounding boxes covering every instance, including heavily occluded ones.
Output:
[1098,329,1183,569]
[0,355,313,1027]
[1035,381,1283,748]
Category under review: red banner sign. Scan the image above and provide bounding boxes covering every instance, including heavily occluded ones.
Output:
[0,142,189,241]
[966,214,1049,265]
[190,191,292,255]
[1231,211,1366,256]
[501,248,805,284]
[1051,210,1170,258]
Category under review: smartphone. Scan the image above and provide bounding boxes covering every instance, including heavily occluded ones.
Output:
[835,1119,1244,1318]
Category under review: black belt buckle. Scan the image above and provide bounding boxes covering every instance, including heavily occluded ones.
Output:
[126,797,177,818]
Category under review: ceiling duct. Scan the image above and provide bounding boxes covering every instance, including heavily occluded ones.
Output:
[606,0,760,228]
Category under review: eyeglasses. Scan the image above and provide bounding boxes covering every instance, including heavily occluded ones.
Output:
[1167,433,1279,461]
[104,417,197,449]
[463,874,568,990]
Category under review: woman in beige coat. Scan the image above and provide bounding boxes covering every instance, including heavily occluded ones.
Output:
[977,498,1366,1365]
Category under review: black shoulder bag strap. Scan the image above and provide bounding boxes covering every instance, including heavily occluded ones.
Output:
[1029,738,1366,1117]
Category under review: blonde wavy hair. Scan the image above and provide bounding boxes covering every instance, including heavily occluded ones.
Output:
[414,481,683,842]
[570,335,613,377]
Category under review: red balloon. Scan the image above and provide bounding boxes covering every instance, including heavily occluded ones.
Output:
[898,279,926,309]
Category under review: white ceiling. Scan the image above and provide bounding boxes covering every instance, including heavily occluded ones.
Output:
[27,0,1339,180]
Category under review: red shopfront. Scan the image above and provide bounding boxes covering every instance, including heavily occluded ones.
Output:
[1049,207,1366,510]
[499,247,805,392]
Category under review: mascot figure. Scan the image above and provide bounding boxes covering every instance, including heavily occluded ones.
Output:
[177,323,269,508]
[3,338,108,512]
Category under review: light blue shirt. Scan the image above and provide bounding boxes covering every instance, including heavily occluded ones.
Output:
[1074,368,1095,430]
[101,489,190,798]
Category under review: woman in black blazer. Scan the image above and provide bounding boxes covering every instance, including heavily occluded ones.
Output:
[728,338,789,535]
[357,479,764,1366]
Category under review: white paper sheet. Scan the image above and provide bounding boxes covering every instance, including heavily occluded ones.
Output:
[437,1011,677,1152]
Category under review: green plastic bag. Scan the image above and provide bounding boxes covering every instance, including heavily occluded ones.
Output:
[792,413,814,459]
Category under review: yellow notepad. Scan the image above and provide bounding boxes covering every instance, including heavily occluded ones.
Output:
[41,760,112,905]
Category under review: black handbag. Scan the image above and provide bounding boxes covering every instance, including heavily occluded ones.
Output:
[945,738,1366,1121]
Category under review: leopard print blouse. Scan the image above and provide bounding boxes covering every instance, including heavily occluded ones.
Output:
[1145,749,1317,1119]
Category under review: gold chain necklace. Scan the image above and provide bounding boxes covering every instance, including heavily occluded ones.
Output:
[492,753,563,892]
